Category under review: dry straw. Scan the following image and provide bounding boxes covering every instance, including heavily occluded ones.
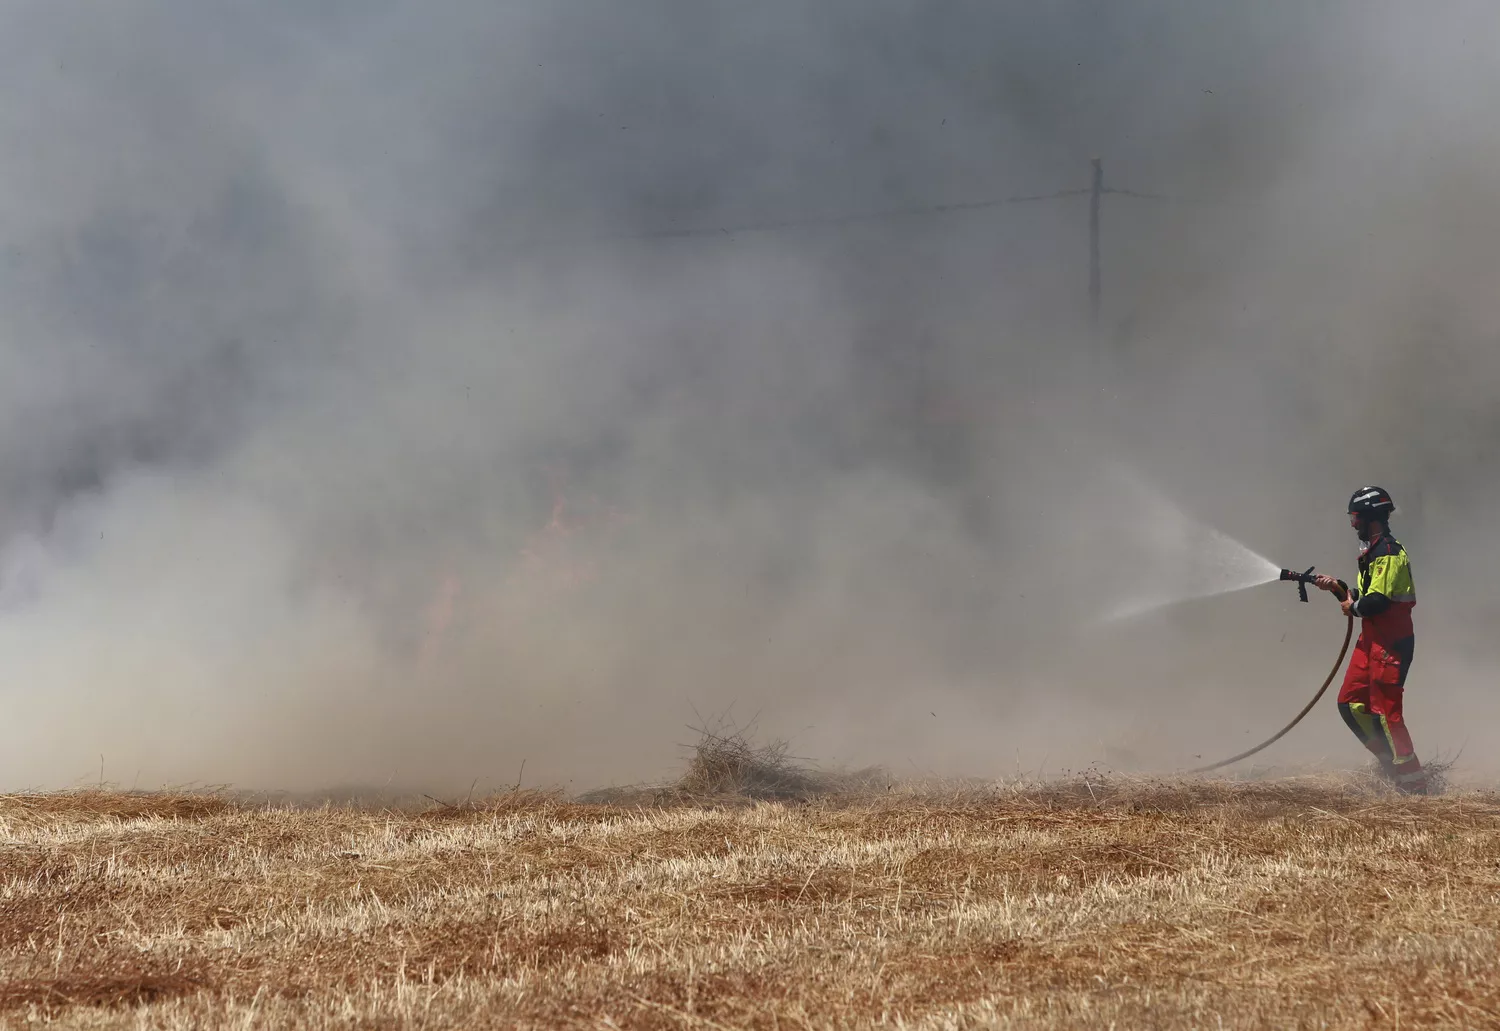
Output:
[0,744,1496,1028]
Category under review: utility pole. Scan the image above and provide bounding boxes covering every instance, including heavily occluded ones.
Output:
[1089,157,1103,329]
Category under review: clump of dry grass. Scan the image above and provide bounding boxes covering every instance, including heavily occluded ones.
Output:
[673,725,891,800]
[675,726,813,797]
[579,721,890,804]
[1419,749,1460,796]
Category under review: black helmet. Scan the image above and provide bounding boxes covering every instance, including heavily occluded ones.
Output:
[1348,486,1395,519]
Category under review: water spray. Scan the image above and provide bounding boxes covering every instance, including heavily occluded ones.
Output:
[1190,567,1355,773]
[1083,470,1360,773]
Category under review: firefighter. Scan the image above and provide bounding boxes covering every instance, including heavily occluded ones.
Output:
[1314,487,1427,794]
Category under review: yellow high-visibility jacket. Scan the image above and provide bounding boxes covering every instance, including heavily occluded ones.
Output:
[1351,533,1415,642]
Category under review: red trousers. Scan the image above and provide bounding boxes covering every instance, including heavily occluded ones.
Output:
[1337,634,1426,792]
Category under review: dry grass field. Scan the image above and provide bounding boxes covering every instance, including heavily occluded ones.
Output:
[2,764,1499,1029]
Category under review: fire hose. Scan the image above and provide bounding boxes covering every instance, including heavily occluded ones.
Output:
[1190,567,1355,774]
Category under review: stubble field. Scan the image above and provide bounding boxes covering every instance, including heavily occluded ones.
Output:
[2,775,1499,1029]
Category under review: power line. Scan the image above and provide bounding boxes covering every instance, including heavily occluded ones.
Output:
[509,175,1208,254]
[507,160,1212,333]
[542,187,1094,246]
[586,183,1206,245]
[1103,187,1171,201]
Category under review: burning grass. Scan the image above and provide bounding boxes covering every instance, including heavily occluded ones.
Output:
[1,770,1499,1029]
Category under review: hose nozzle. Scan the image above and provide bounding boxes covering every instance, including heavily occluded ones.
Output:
[1279,566,1349,603]
[1279,566,1317,603]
